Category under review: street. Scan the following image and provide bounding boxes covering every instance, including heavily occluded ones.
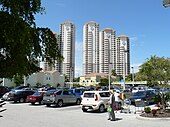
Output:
[0,102,169,127]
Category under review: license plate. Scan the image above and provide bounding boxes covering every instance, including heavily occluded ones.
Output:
[85,106,89,109]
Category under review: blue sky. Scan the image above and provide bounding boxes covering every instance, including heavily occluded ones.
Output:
[35,0,170,77]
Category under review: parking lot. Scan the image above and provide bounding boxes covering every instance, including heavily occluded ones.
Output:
[0,102,169,127]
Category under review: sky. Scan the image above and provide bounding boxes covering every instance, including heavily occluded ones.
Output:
[35,0,170,77]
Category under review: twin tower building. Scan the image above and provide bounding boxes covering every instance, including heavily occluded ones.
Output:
[42,21,130,81]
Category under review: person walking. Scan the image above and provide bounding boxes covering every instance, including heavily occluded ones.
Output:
[108,90,116,121]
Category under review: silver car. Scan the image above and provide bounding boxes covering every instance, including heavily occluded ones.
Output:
[43,89,81,107]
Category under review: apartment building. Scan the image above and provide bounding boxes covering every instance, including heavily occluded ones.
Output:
[99,28,116,74]
[59,21,75,81]
[116,35,130,76]
[83,21,100,75]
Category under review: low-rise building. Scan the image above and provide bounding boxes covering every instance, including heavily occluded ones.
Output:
[79,73,113,86]
[26,70,65,87]
[0,71,65,88]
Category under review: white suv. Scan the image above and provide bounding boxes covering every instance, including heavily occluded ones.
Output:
[80,91,110,112]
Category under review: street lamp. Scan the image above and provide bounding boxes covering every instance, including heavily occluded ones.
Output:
[122,41,127,91]
[163,0,170,7]
[107,33,112,90]
[108,63,112,90]
[70,67,73,89]
[131,67,135,87]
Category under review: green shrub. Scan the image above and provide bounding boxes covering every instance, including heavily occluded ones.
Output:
[144,106,151,113]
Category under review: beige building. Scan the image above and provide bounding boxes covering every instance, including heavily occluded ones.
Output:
[79,73,112,86]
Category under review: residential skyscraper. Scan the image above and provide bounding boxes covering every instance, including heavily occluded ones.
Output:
[116,35,130,76]
[59,21,75,81]
[83,21,99,75]
[99,28,116,74]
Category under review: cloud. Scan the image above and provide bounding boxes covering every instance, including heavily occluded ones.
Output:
[75,41,83,51]
[75,40,83,77]
[75,66,83,77]
[130,36,138,43]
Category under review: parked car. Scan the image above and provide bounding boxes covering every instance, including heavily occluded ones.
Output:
[128,90,156,106]
[69,88,86,97]
[43,89,81,107]
[80,91,110,113]
[26,91,45,105]
[0,86,10,97]
[7,90,35,103]
[12,86,29,90]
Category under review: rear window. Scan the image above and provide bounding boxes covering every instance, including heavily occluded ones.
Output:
[83,93,95,98]
[99,92,110,97]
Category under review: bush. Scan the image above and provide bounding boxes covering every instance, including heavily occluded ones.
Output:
[144,106,151,113]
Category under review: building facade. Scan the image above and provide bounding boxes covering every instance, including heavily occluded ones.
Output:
[83,21,100,75]
[59,21,75,81]
[99,28,116,74]
[116,35,130,76]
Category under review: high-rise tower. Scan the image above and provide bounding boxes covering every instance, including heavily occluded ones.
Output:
[116,35,130,76]
[99,28,116,74]
[83,21,99,75]
[59,21,75,80]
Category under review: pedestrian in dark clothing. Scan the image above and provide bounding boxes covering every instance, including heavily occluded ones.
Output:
[108,90,116,121]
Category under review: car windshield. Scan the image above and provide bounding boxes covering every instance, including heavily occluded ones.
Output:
[133,91,146,96]
[45,90,56,96]
[33,92,41,96]
[83,93,95,98]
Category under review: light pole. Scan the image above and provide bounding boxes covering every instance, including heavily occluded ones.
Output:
[2,78,5,86]
[163,0,170,7]
[131,67,135,87]
[108,63,112,90]
[122,42,126,91]
[70,67,73,89]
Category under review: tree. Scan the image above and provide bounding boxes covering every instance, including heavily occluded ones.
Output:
[0,0,63,78]
[13,74,24,86]
[139,56,170,110]
[99,78,108,86]
[111,69,117,76]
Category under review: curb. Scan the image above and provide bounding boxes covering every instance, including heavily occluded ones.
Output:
[136,115,170,121]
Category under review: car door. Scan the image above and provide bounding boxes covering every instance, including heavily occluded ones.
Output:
[62,90,70,103]
[146,91,155,104]
[68,91,77,103]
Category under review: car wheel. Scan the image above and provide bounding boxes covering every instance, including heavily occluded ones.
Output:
[82,109,88,112]
[39,100,43,105]
[76,99,81,105]
[46,104,51,107]
[31,102,35,105]
[57,100,63,107]
[98,104,105,113]
[19,98,25,103]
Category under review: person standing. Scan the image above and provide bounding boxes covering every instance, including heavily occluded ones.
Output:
[108,90,116,121]
[114,90,123,111]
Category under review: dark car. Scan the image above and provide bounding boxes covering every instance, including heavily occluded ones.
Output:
[128,90,156,106]
[7,90,35,103]
[0,86,10,97]
[26,91,45,105]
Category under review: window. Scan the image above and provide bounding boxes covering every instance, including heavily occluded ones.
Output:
[84,93,94,98]
[99,92,110,97]
[63,90,69,95]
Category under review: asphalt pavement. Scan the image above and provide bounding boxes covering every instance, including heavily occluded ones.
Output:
[0,102,169,127]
